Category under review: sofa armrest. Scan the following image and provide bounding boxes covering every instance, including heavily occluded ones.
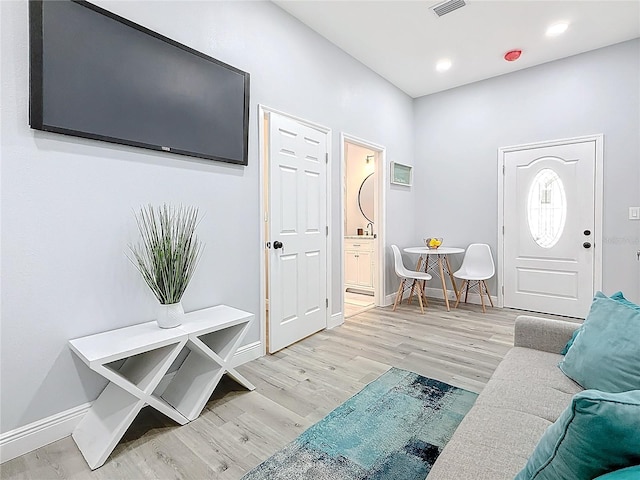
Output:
[514,315,581,354]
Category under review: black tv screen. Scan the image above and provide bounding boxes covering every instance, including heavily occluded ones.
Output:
[29,0,250,165]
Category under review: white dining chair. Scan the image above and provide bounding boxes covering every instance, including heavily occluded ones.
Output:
[391,245,432,314]
[453,243,495,313]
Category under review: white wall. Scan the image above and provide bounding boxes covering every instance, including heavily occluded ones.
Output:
[0,0,416,434]
[345,143,375,236]
[413,39,640,299]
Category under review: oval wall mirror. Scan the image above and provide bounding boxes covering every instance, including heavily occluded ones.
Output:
[358,172,375,224]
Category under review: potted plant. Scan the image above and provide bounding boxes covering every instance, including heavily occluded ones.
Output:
[129,204,204,328]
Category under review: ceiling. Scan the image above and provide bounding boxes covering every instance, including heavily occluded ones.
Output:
[272,0,640,98]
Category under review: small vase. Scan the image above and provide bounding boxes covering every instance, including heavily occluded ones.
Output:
[156,302,184,328]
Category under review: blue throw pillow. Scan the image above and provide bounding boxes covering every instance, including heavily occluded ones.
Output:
[610,291,640,312]
[560,328,579,355]
[593,465,640,480]
[558,291,640,392]
[515,390,640,480]
[561,291,640,355]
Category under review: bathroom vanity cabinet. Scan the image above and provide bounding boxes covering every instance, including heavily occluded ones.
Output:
[344,236,375,294]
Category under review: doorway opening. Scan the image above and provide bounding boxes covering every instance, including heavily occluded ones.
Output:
[342,134,386,319]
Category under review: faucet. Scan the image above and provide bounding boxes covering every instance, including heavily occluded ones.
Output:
[366,222,374,236]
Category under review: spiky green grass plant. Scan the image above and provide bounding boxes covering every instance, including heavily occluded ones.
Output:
[129,204,203,305]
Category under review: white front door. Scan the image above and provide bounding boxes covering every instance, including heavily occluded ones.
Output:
[268,113,328,353]
[502,136,602,318]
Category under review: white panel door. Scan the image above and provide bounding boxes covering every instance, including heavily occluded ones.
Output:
[268,113,327,353]
[503,139,598,317]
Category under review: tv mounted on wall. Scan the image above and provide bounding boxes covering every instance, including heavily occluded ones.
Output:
[29,0,250,166]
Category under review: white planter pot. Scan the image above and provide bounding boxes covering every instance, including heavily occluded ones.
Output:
[157,302,184,328]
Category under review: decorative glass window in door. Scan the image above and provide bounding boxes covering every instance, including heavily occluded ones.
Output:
[527,168,567,248]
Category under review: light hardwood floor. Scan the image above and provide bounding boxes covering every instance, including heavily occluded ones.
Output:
[344,291,375,318]
[1,301,565,480]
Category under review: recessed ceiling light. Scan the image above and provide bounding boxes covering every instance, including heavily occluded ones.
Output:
[546,22,569,37]
[436,59,452,72]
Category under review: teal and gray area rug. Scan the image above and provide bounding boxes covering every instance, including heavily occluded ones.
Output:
[242,367,477,480]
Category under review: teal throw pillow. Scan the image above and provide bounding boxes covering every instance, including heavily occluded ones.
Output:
[561,291,640,355]
[559,291,640,392]
[593,465,640,480]
[560,328,580,355]
[515,390,640,480]
[610,291,640,312]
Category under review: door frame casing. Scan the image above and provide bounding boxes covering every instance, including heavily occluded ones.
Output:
[340,133,387,314]
[258,105,332,355]
[497,134,603,310]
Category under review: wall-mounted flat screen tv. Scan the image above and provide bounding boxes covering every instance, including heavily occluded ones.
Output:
[29,0,250,165]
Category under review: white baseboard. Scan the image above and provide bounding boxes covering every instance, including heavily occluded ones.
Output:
[229,340,263,368]
[0,402,91,464]
[385,288,497,308]
[385,292,398,306]
[0,341,263,464]
[423,286,498,307]
[327,312,344,329]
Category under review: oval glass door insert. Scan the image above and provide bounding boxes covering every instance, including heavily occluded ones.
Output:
[527,168,567,248]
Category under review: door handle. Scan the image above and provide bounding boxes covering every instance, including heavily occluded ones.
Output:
[583,242,592,249]
[273,241,283,250]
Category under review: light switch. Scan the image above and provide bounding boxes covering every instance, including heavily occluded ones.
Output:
[630,207,640,220]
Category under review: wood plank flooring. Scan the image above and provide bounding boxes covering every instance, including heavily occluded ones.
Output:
[344,291,375,319]
[0,301,566,480]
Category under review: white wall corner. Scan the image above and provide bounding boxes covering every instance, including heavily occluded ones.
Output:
[1,341,263,464]
[328,312,344,329]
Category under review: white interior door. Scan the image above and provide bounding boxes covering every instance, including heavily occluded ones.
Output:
[502,137,601,318]
[268,113,328,353]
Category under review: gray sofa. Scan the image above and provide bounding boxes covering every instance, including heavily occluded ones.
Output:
[428,315,582,480]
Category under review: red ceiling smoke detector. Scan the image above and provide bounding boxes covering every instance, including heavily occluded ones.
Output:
[504,50,522,62]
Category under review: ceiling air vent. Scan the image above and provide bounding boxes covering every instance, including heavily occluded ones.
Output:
[430,0,466,17]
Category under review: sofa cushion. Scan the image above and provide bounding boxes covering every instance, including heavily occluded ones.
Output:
[427,405,551,480]
[474,345,577,423]
[476,379,575,423]
[559,292,640,392]
[492,347,583,395]
[515,389,640,480]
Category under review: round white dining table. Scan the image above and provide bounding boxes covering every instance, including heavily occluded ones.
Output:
[403,246,465,311]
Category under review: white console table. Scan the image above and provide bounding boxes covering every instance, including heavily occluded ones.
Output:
[68,305,255,470]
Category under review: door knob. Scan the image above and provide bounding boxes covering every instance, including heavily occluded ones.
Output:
[583,242,592,249]
[273,241,283,250]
